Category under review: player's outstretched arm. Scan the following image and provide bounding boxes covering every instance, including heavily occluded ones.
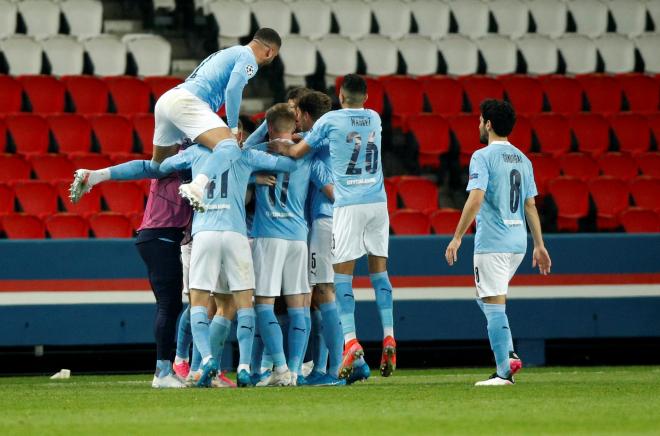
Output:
[524,197,552,275]
[268,138,311,159]
[243,120,269,150]
[445,189,485,266]
[225,72,248,135]
[159,150,194,174]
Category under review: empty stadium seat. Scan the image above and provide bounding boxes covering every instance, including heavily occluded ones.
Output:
[609,113,652,155]
[396,36,438,77]
[132,113,155,150]
[556,35,598,75]
[279,35,317,87]
[397,177,439,213]
[595,34,635,74]
[634,33,660,74]
[609,0,646,37]
[448,0,489,39]
[29,154,74,181]
[355,36,399,76]
[540,75,583,113]
[0,183,14,215]
[589,177,630,230]
[380,76,424,129]
[89,212,134,238]
[46,114,92,155]
[60,0,103,38]
[0,75,23,113]
[410,0,450,40]
[17,75,66,114]
[46,213,89,238]
[291,0,331,40]
[567,0,608,38]
[61,75,109,114]
[390,209,431,235]
[122,34,172,77]
[90,115,135,155]
[649,113,660,146]
[648,1,660,35]
[500,75,544,114]
[459,76,504,113]
[209,0,251,41]
[636,152,660,178]
[548,177,589,231]
[54,180,100,216]
[129,212,144,231]
[0,0,17,38]
[384,178,398,213]
[528,0,567,38]
[568,113,610,157]
[332,1,371,40]
[100,182,145,214]
[429,208,463,234]
[335,76,385,114]
[508,115,532,153]
[422,76,463,115]
[516,35,558,75]
[41,36,85,76]
[0,119,6,152]
[528,153,560,195]
[371,0,411,39]
[82,35,127,76]
[143,76,182,101]
[0,36,42,75]
[476,36,517,76]
[620,208,660,233]
[0,154,31,182]
[560,153,599,182]
[630,177,660,210]
[250,0,292,37]
[449,114,482,165]
[13,180,58,216]
[437,35,479,76]
[531,114,571,156]
[69,153,112,171]
[489,0,529,39]
[576,75,624,113]
[17,0,60,38]
[5,114,49,155]
[316,36,358,84]
[104,76,151,114]
[2,214,45,239]
[598,152,639,181]
[616,74,659,112]
[407,114,451,168]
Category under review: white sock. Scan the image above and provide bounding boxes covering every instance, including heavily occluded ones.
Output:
[344,332,357,343]
[88,169,110,187]
[192,174,209,189]
[201,355,212,366]
[384,327,394,338]
[237,363,250,373]
[174,356,188,365]
[274,364,288,374]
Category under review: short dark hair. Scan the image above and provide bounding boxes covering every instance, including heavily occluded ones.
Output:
[285,86,311,104]
[480,99,516,137]
[341,74,367,103]
[297,91,332,121]
[266,103,296,133]
[254,28,282,48]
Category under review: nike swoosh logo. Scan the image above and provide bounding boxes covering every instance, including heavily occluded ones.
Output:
[293,327,306,333]
[343,294,354,300]
[240,326,254,332]
[380,287,392,294]
[268,321,280,326]
[502,326,509,330]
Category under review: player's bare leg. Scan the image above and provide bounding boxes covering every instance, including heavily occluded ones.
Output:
[210,294,238,388]
[368,255,397,377]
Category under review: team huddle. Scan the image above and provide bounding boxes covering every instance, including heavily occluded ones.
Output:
[69,27,551,389]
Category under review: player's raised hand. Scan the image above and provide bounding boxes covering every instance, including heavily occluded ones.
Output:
[445,238,461,266]
[532,245,552,275]
[255,174,277,186]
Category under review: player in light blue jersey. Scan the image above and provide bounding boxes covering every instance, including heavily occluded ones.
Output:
[269,75,397,381]
[445,99,552,386]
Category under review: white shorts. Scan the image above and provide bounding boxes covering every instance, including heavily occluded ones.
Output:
[189,231,254,294]
[332,202,389,264]
[253,237,310,297]
[153,88,227,146]
[473,253,525,298]
[181,241,192,295]
[309,217,334,285]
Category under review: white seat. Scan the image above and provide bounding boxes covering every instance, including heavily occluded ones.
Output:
[250,0,292,37]
[209,0,251,48]
[528,0,567,38]
[489,0,529,39]
[556,34,598,74]
[370,0,411,40]
[355,35,398,76]
[41,35,84,75]
[516,34,558,75]
[476,35,517,75]
[447,0,489,39]
[60,0,103,38]
[0,35,42,74]
[0,0,17,38]
[83,35,127,76]
[567,0,608,38]
[608,0,646,37]
[635,33,660,73]
[594,34,635,73]
[291,0,331,40]
[396,35,438,76]
[279,35,317,87]
[436,35,478,76]
[195,0,214,14]
[647,1,660,36]
[122,34,172,77]
[410,0,450,40]
[316,35,358,84]
[17,0,60,38]
[332,0,372,40]
[153,0,176,10]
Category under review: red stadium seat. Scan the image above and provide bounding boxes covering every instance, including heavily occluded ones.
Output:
[598,152,639,181]
[143,76,183,100]
[380,76,425,129]
[69,153,113,171]
[61,75,109,114]
[576,74,623,113]
[130,212,144,231]
[0,75,23,113]
[104,76,151,114]
[5,114,50,155]
[110,153,147,165]
[528,153,560,195]
[608,113,652,155]
[390,209,431,235]
[500,75,544,114]
[335,76,384,114]
[548,177,589,231]
[630,177,660,210]
[508,114,532,153]
[530,114,571,157]
[2,214,46,239]
[422,76,464,115]
[397,176,439,213]
[568,113,610,157]
[559,153,599,182]
[55,180,101,216]
[99,181,145,214]
[540,75,583,113]
[636,152,660,178]
[13,180,59,216]
[46,114,92,155]
[45,213,89,238]
[17,75,66,114]
[89,212,134,238]
[648,113,660,146]
[0,183,15,215]
[89,114,135,155]
[589,177,630,230]
[138,179,152,197]
[131,113,155,151]
[0,154,31,182]
[620,208,660,233]
[459,76,505,113]
[28,154,75,181]
[407,114,450,168]
[429,208,463,234]
[0,119,6,151]
[384,178,398,213]
[616,74,659,112]
[448,114,482,166]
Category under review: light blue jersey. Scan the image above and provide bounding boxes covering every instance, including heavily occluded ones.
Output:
[252,143,332,241]
[161,144,296,236]
[308,144,333,221]
[467,141,537,254]
[179,45,258,129]
[305,109,386,208]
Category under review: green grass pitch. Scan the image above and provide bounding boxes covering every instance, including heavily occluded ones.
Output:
[1,367,659,435]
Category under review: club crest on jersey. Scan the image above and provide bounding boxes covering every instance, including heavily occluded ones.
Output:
[245,64,256,78]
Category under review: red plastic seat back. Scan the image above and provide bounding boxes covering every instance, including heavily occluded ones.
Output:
[630,177,660,210]
[47,114,92,155]
[29,154,75,181]
[429,208,463,234]
[13,181,59,215]
[131,113,155,151]
[100,181,145,214]
[576,74,623,113]
[17,75,66,113]
[422,76,463,115]
[528,153,560,195]
[449,114,482,164]
[616,74,659,112]
[2,214,46,239]
[589,177,630,217]
[89,212,134,238]
[407,114,450,168]
[568,113,610,158]
[0,154,31,182]
[397,176,439,212]
[46,213,89,238]
[0,183,15,214]
[548,177,589,218]
[531,114,571,157]
[559,153,599,182]
[104,76,152,114]
[335,76,385,114]
[540,75,583,113]
[598,152,639,181]
[144,76,183,100]
[609,113,652,155]
[5,114,50,155]
[620,208,660,233]
[459,76,505,113]
[61,75,109,114]
[0,75,23,113]
[381,76,425,117]
[390,209,431,235]
[501,75,544,114]
[90,115,134,155]
[636,152,660,178]
[508,115,532,153]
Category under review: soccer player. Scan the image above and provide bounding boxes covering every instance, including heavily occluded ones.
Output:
[251,104,336,386]
[268,74,397,380]
[444,99,552,386]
